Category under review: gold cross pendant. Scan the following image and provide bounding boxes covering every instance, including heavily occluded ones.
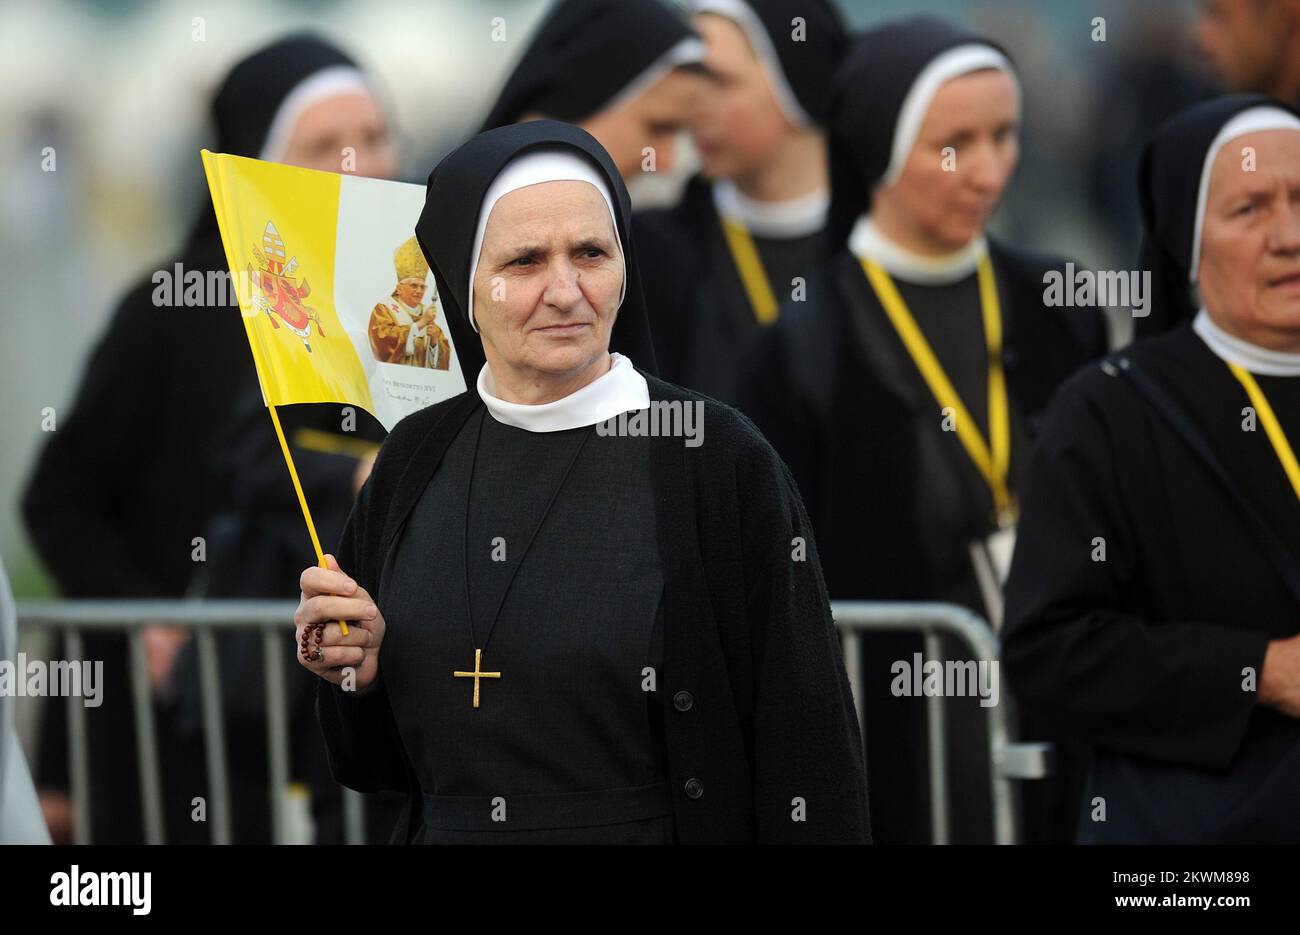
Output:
[453,648,501,708]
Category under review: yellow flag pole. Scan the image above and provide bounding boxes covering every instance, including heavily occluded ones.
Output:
[266,402,350,637]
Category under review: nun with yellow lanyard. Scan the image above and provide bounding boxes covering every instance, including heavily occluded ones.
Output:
[1004,95,1300,844]
[736,15,1107,845]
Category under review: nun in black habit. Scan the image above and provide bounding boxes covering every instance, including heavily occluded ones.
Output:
[1003,96,1300,843]
[635,0,847,397]
[299,120,870,844]
[20,34,396,843]
[734,16,1107,843]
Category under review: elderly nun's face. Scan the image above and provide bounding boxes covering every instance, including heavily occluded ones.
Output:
[1198,129,1300,349]
[473,179,623,379]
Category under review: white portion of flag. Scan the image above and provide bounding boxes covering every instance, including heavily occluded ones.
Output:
[334,174,466,430]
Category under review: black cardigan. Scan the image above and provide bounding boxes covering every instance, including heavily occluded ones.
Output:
[315,373,872,844]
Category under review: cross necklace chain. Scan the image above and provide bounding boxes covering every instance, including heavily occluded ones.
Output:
[454,409,593,707]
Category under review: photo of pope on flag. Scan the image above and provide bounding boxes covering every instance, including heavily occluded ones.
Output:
[201,150,467,633]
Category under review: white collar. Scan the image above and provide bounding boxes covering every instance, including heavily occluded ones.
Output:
[1193,309,1300,377]
[712,180,829,239]
[848,214,988,285]
[477,352,651,432]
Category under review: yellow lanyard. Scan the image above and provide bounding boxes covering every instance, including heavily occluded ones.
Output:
[1227,362,1300,504]
[719,216,780,326]
[861,255,1016,525]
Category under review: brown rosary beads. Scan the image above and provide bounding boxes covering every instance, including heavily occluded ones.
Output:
[300,622,325,663]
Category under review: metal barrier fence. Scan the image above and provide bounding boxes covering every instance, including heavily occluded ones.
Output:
[15,600,366,846]
[15,599,1046,844]
[832,602,1049,845]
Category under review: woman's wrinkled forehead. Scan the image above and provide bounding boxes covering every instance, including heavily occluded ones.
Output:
[475,149,618,241]
[481,179,619,252]
[1207,126,1300,198]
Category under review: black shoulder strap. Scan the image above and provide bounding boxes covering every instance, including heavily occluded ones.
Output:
[1105,353,1300,606]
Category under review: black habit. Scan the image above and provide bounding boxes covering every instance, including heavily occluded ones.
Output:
[1002,325,1300,843]
[317,376,871,843]
[378,409,670,842]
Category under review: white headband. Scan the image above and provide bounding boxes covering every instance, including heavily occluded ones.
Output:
[258,65,370,163]
[691,0,812,129]
[467,149,626,332]
[883,44,1017,187]
[1189,105,1300,284]
[600,36,707,116]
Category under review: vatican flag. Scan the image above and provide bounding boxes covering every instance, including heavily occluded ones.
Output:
[201,150,465,430]
[203,151,466,632]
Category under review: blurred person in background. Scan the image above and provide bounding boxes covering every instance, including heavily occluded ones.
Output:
[737,15,1107,843]
[1133,0,1300,337]
[21,33,396,844]
[635,0,846,398]
[478,0,708,180]
[1082,4,1212,297]
[1197,0,1300,106]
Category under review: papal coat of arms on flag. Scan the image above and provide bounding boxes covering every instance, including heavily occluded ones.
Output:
[250,221,325,353]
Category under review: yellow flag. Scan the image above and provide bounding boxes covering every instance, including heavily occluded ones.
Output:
[202,151,468,634]
[201,151,465,429]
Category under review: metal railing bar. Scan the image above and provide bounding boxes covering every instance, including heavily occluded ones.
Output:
[63,628,91,845]
[923,630,950,845]
[343,788,365,846]
[195,627,232,845]
[839,628,864,736]
[262,626,290,845]
[18,600,297,628]
[126,629,164,844]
